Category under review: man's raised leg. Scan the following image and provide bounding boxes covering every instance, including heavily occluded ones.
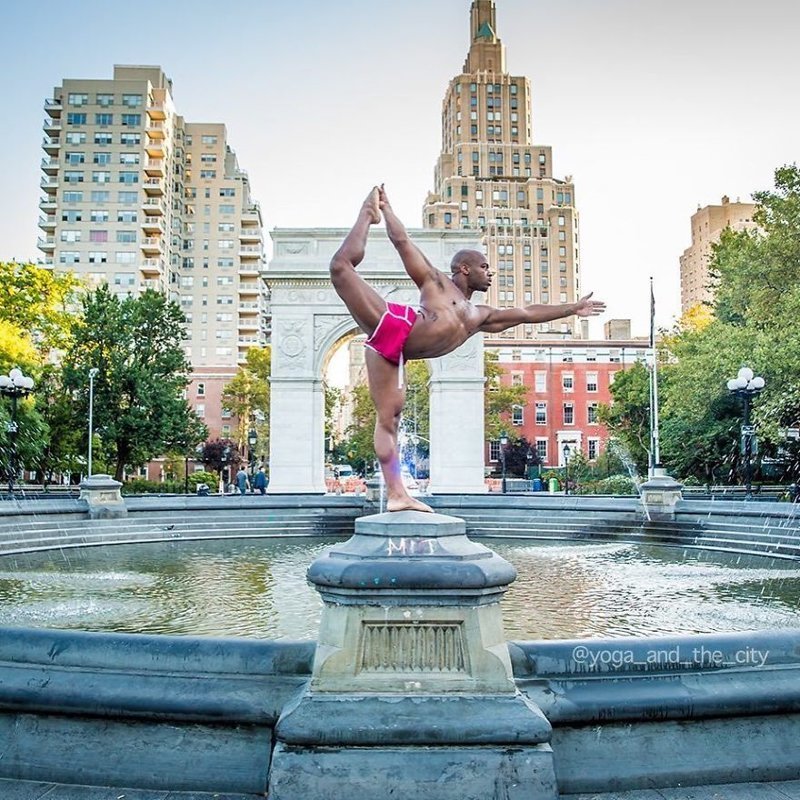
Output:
[329,187,386,335]
[365,348,433,513]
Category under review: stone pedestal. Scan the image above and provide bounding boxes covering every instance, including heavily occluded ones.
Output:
[268,510,557,800]
[79,474,127,519]
[640,467,683,520]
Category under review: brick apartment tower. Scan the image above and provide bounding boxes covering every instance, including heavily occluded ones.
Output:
[423,0,582,342]
[38,66,267,445]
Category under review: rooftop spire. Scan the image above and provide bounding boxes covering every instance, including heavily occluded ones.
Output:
[464,0,506,74]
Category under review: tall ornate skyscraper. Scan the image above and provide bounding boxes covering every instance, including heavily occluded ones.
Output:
[424,1,582,341]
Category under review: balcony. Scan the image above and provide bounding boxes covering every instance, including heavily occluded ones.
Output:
[146,100,166,120]
[37,236,55,252]
[141,237,163,254]
[40,177,58,193]
[239,228,261,243]
[146,121,165,139]
[144,158,164,177]
[39,197,56,211]
[238,317,260,331]
[238,336,261,345]
[42,118,61,133]
[238,301,260,312]
[38,215,56,230]
[239,244,263,259]
[239,263,261,277]
[141,258,165,275]
[44,98,62,117]
[142,279,163,291]
[143,177,164,196]
[145,139,164,158]
[40,157,60,174]
[42,136,61,153]
[141,216,165,234]
[241,207,261,226]
[238,282,261,296]
[142,197,165,215]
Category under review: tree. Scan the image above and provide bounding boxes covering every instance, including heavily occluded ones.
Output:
[485,350,528,441]
[62,286,207,480]
[0,263,78,484]
[597,362,652,475]
[200,438,241,474]
[221,346,271,461]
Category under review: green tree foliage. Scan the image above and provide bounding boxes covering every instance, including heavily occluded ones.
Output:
[221,346,271,462]
[602,166,800,484]
[62,286,206,480]
[485,350,528,441]
[0,263,79,483]
[597,362,651,475]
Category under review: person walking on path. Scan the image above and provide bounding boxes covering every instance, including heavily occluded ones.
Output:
[235,467,249,495]
[329,185,605,513]
[253,466,268,495]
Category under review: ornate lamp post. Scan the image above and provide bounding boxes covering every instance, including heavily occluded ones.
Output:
[726,367,765,499]
[0,368,35,494]
[499,431,508,494]
[563,442,572,496]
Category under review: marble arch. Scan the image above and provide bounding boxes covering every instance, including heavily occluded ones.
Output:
[265,227,487,495]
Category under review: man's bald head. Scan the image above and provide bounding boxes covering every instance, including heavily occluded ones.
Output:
[450,249,485,274]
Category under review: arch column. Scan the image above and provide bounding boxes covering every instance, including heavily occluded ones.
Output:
[428,334,488,495]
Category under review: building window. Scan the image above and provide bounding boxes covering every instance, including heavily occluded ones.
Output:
[118,191,138,204]
[120,133,141,146]
[60,230,81,242]
[588,403,598,424]
[512,405,524,426]
[89,229,108,242]
[489,440,501,462]
[59,252,80,264]
[535,439,547,461]
[93,152,111,164]
[511,372,524,387]
[95,113,113,126]
[196,383,205,396]
[117,210,137,223]
[587,372,598,392]
[195,404,206,418]
[65,151,85,164]
[122,94,143,107]
[563,403,574,425]
[67,113,87,125]
[534,371,546,392]
[562,374,574,392]
[119,171,139,184]
[92,171,111,183]
[535,402,547,424]
[116,230,136,243]
[121,113,142,126]
[588,438,600,461]
[88,252,107,264]
[62,191,83,203]
[64,170,84,183]
[201,134,218,145]
[67,93,89,106]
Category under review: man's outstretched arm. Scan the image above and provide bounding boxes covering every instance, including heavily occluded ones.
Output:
[478,292,606,333]
[379,185,440,288]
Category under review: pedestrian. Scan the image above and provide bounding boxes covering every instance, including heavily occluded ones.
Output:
[235,466,249,495]
[253,465,268,495]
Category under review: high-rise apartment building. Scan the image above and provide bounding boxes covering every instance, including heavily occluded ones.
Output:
[423,0,581,341]
[679,195,756,314]
[37,65,266,440]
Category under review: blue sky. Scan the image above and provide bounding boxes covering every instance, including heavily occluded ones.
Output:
[2,0,799,336]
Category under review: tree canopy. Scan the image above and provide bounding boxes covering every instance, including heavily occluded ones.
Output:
[61,286,206,480]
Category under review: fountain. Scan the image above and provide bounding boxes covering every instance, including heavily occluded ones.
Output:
[0,490,798,797]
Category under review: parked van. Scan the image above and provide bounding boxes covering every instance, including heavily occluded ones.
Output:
[334,464,355,479]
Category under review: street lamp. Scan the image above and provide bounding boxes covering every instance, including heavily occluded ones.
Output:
[248,428,258,490]
[499,431,508,494]
[0,368,35,494]
[87,368,99,478]
[726,367,766,499]
[563,443,572,496]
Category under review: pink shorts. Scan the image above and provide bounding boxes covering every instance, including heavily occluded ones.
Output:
[365,302,418,365]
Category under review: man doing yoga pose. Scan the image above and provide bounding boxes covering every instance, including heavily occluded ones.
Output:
[330,186,605,513]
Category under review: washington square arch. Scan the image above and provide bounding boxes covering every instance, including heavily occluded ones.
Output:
[265,227,487,496]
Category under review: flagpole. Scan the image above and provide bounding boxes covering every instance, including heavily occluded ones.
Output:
[649,277,661,475]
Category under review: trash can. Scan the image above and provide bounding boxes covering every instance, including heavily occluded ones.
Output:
[196,483,210,496]
[532,478,543,492]
[548,477,559,493]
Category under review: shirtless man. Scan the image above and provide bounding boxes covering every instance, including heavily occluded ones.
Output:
[330,186,605,512]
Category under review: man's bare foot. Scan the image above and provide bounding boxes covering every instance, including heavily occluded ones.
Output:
[387,494,434,513]
[362,187,381,224]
